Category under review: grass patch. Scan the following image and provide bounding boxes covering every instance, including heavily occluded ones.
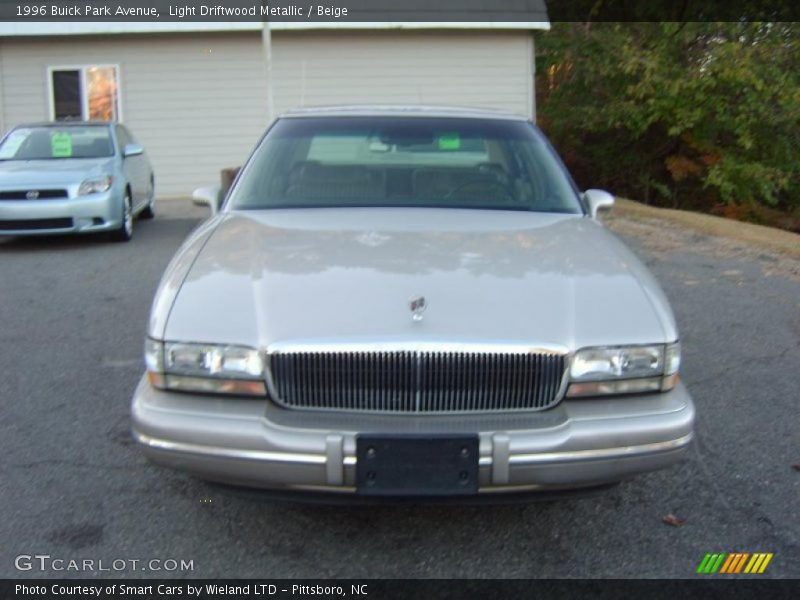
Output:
[609,199,800,259]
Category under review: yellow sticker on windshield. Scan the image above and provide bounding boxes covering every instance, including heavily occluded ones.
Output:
[438,132,461,150]
[51,132,73,157]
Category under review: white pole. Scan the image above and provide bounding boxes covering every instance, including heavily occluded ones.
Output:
[261,11,275,124]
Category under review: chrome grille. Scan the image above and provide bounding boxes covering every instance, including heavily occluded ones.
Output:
[268,349,567,413]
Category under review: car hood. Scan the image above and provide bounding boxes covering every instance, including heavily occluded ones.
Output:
[0,158,114,188]
[158,208,677,350]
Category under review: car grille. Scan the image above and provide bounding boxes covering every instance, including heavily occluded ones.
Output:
[0,189,68,200]
[0,218,73,230]
[268,349,568,413]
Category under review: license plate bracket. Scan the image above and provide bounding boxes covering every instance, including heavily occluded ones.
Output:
[355,434,479,496]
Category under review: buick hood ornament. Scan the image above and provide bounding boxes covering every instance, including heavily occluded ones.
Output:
[409,295,426,322]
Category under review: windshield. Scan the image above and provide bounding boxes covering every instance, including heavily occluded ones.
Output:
[0,126,114,160]
[229,117,583,213]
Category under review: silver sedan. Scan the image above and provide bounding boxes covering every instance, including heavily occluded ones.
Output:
[0,122,155,241]
[132,106,694,499]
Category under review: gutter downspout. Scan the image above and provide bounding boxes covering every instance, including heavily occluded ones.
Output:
[529,32,536,123]
[0,39,5,133]
[261,6,275,125]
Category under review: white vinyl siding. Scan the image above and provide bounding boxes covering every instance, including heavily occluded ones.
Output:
[271,31,532,117]
[0,33,268,196]
[0,30,534,196]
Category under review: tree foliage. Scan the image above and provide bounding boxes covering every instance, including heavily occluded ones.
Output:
[535,22,800,219]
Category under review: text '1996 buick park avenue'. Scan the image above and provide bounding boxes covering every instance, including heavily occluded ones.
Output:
[131,106,694,499]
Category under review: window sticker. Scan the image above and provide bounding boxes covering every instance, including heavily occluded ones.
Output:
[437,132,461,151]
[51,132,73,157]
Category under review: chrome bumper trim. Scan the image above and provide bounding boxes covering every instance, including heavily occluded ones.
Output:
[132,430,326,466]
[508,432,694,465]
[134,430,692,470]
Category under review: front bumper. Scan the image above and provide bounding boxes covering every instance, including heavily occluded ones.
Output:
[0,191,121,235]
[131,375,694,495]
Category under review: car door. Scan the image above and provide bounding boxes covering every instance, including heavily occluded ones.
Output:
[116,125,150,210]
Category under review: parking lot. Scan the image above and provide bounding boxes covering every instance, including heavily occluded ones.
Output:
[1,200,798,579]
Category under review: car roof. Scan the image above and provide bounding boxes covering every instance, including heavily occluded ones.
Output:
[279,105,529,121]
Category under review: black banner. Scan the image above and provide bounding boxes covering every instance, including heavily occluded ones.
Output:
[1,0,799,23]
[5,0,547,23]
[3,579,800,600]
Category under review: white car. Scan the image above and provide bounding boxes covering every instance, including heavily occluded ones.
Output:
[132,106,694,498]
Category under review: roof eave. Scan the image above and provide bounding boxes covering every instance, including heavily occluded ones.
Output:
[279,104,530,121]
[0,21,551,38]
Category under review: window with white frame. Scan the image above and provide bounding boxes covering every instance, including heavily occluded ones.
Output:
[49,66,120,122]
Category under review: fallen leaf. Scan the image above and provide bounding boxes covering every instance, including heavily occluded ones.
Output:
[792,464,800,471]
[662,514,687,527]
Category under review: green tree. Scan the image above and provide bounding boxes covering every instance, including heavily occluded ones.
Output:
[536,22,800,220]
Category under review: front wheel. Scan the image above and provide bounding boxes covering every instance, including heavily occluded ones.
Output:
[110,193,133,242]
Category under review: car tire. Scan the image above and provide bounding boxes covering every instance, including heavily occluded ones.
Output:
[140,176,156,219]
[110,192,134,242]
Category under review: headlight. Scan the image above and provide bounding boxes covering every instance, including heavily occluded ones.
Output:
[78,175,113,195]
[145,339,266,397]
[567,342,680,397]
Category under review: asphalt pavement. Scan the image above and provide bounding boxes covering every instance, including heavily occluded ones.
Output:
[1,200,798,579]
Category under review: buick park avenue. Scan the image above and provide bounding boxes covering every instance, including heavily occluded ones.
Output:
[131,106,694,498]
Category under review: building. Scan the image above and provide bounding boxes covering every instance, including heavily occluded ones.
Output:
[0,17,550,196]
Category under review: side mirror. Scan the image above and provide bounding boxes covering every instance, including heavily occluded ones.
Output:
[583,189,615,219]
[192,185,222,214]
[123,143,144,158]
